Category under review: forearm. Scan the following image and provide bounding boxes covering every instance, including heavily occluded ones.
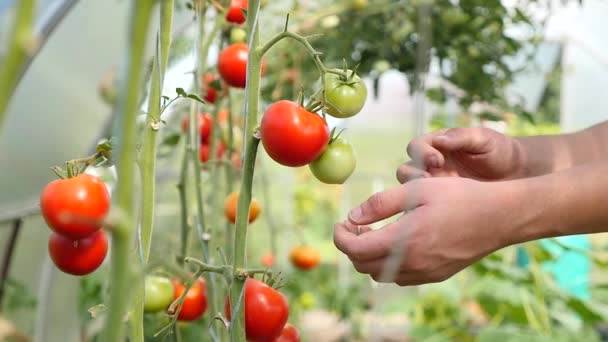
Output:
[515,121,608,177]
[510,161,608,244]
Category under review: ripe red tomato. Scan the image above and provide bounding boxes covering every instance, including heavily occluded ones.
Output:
[289,246,321,270]
[273,323,301,342]
[48,230,108,276]
[171,278,208,322]
[182,113,213,142]
[202,74,219,104]
[40,174,110,239]
[224,191,261,224]
[261,252,274,268]
[218,44,249,88]
[225,278,289,342]
[199,142,226,163]
[226,0,248,24]
[260,101,330,167]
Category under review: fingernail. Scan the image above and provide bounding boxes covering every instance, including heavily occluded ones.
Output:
[349,207,363,222]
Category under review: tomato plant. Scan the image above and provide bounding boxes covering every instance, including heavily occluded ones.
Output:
[225,278,289,342]
[171,278,208,322]
[226,0,248,25]
[289,246,321,271]
[260,100,330,167]
[224,191,261,224]
[40,173,110,239]
[309,137,356,184]
[324,71,367,118]
[48,230,108,276]
[273,323,300,342]
[143,276,174,313]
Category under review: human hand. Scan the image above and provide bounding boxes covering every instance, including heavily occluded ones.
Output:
[334,177,528,286]
[396,127,525,183]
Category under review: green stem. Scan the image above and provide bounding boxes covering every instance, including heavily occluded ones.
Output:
[258,31,346,78]
[132,2,174,341]
[178,143,190,264]
[230,1,262,340]
[100,1,155,342]
[0,0,36,130]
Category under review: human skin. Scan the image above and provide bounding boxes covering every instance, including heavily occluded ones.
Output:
[334,121,608,286]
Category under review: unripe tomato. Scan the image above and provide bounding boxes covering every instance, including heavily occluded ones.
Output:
[324,71,367,118]
[261,252,274,268]
[144,276,175,313]
[260,101,330,167]
[225,278,289,342]
[171,278,208,322]
[224,191,261,224]
[230,27,247,43]
[181,113,213,142]
[273,323,301,342]
[199,142,226,163]
[48,230,108,276]
[289,246,321,270]
[309,138,356,184]
[351,0,368,10]
[226,0,248,24]
[40,174,110,239]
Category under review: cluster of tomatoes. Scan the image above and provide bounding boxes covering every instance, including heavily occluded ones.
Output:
[260,71,367,184]
[40,173,111,276]
[144,274,299,342]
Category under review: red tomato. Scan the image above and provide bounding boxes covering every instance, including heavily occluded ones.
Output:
[202,74,219,104]
[261,252,274,268]
[182,113,213,142]
[200,142,226,163]
[48,230,108,276]
[273,323,301,342]
[226,0,248,24]
[40,174,110,239]
[171,278,208,322]
[225,278,289,342]
[260,101,330,167]
[218,44,249,88]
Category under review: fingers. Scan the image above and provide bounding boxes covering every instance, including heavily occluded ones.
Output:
[348,184,423,225]
[333,220,399,262]
[396,162,429,184]
[406,132,447,169]
[431,127,493,154]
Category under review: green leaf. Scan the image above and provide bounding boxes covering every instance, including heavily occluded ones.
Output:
[186,93,205,104]
[565,297,608,323]
[176,87,187,97]
[161,133,181,146]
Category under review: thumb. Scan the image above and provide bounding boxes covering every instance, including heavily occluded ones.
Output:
[348,184,423,225]
[431,128,493,154]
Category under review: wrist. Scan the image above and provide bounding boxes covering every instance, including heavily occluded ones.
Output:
[511,137,530,179]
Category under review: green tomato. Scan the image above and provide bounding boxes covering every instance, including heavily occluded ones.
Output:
[230,28,247,44]
[324,71,367,118]
[309,138,356,184]
[299,292,316,309]
[144,276,174,313]
[351,0,368,10]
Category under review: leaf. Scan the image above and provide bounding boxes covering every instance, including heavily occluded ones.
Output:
[565,297,608,323]
[161,133,181,146]
[186,93,205,104]
[176,87,187,97]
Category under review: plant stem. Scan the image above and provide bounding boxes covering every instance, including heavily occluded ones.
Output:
[100,1,155,341]
[0,219,22,310]
[133,2,174,341]
[178,142,191,264]
[0,0,36,130]
[230,1,262,340]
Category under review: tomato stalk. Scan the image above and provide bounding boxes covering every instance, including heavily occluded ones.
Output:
[229,0,262,340]
[0,0,36,130]
[133,1,174,341]
[100,1,155,341]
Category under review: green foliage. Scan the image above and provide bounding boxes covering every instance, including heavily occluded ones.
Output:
[1,277,36,313]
